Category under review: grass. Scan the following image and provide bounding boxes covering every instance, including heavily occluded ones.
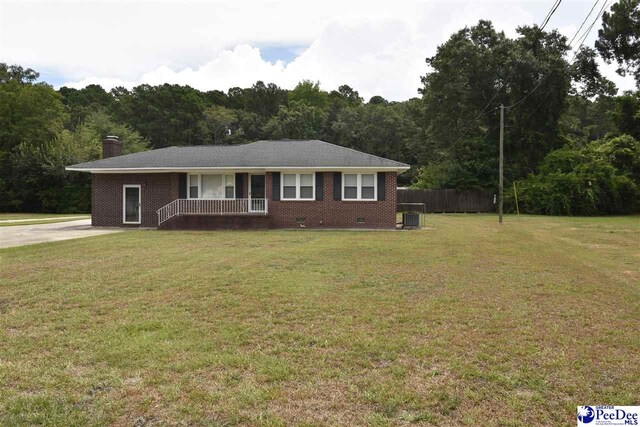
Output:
[0,214,638,426]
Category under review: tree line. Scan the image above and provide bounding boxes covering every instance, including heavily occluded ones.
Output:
[0,0,638,214]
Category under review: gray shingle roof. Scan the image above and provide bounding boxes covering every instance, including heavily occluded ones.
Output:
[67,140,409,170]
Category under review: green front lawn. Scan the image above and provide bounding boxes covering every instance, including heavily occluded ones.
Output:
[0,215,638,425]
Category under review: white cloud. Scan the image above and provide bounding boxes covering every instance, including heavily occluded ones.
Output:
[58,16,431,100]
[0,0,636,100]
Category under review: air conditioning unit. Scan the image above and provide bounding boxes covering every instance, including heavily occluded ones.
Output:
[402,212,420,228]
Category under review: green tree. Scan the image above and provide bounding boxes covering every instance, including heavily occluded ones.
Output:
[0,64,69,211]
[203,89,227,107]
[9,111,148,212]
[76,110,149,155]
[332,102,420,164]
[419,20,572,188]
[59,84,114,129]
[589,133,640,182]
[334,85,364,107]
[264,102,328,139]
[0,64,38,84]
[413,136,497,189]
[559,95,618,145]
[244,81,289,117]
[325,85,364,143]
[288,80,329,108]
[596,0,640,87]
[234,110,267,142]
[571,47,617,97]
[199,105,238,145]
[0,80,68,152]
[508,134,640,215]
[10,131,95,212]
[225,86,246,110]
[368,95,388,105]
[110,84,206,148]
[612,92,640,139]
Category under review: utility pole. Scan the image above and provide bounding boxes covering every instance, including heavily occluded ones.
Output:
[499,104,504,224]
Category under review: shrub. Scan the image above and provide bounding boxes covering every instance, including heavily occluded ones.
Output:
[507,134,640,215]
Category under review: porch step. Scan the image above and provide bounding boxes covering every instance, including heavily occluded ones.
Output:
[158,214,271,230]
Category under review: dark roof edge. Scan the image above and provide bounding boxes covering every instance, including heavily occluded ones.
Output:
[66,165,410,172]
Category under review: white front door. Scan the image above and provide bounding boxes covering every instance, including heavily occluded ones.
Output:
[123,185,141,224]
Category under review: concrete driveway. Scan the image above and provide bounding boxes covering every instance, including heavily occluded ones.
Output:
[0,219,123,249]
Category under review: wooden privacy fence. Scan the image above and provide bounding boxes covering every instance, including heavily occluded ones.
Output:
[397,189,495,213]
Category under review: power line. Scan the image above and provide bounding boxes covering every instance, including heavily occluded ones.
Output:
[573,0,610,51]
[448,0,564,145]
[568,0,601,47]
[496,0,610,224]
[470,0,563,121]
[540,0,564,29]
[503,0,610,110]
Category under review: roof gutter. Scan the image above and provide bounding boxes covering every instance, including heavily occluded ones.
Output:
[66,165,411,173]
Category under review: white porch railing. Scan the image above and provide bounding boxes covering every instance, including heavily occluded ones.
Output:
[157,198,268,225]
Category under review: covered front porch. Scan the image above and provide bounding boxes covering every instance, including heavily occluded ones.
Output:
[155,171,269,229]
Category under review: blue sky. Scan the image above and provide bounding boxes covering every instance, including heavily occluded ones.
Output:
[258,45,308,64]
[37,70,67,87]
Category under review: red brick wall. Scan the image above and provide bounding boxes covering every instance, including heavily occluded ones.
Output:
[240,173,249,198]
[160,214,269,230]
[102,139,122,158]
[91,173,180,227]
[266,172,397,229]
[91,171,397,229]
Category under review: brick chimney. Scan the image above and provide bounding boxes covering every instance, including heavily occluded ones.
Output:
[102,135,122,158]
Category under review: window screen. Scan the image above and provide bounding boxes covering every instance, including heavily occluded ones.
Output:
[189,175,199,198]
[361,174,375,199]
[344,174,358,199]
[283,174,296,199]
[299,174,313,199]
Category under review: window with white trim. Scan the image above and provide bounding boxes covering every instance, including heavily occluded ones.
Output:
[361,173,375,199]
[300,173,313,199]
[342,173,377,200]
[281,173,315,200]
[189,174,199,198]
[224,175,235,198]
[187,174,235,199]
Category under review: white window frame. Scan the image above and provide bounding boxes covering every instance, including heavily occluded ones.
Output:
[187,173,236,200]
[122,184,141,224]
[342,172,377,201]
[281,172,315,201]
[188,174,200,199]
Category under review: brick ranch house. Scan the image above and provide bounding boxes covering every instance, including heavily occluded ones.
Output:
[66,137,409,229]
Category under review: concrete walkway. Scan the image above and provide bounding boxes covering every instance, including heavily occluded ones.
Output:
[0,216,89,223]
[0,219,123,249]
